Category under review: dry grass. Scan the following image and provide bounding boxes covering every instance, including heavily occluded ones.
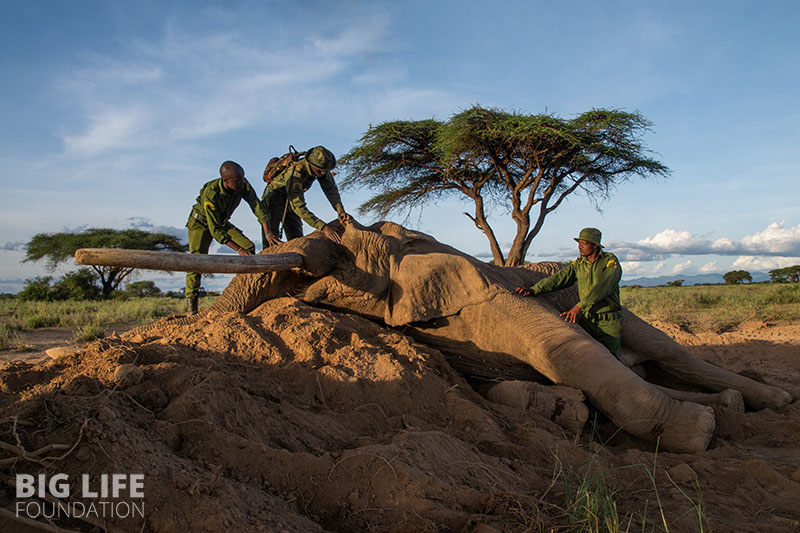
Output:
[621,282,800,332]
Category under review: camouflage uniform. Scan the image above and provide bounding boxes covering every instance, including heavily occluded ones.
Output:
[185,177,270,299]
[261,146,345,246]
[528,249,623,357]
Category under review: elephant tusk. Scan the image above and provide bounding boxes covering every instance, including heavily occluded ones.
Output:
[74,248,304,274]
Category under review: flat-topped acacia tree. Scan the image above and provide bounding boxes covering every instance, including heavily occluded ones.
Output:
[24,228,186,296]
[339,105,670,266]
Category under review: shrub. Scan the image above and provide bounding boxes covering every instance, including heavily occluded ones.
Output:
[124,280,162,298]
[17,276,55,301]
[52,268,102,300]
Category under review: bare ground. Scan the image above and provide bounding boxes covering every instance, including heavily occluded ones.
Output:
[1,298,798,532]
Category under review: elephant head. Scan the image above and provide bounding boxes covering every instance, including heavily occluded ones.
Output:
[111,221,791,453]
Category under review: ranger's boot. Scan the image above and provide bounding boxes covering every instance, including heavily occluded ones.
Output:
[187,295,199,315]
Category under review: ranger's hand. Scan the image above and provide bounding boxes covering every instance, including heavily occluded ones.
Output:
[560,304,582,323]
[338,212,354,225]
[264,233,282,247]
[514,286,532,297]
[236,248,253,256]
[322,223,342,244]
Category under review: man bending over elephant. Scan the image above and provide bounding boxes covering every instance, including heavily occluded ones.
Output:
[261,145,353,247]
[515,227,623,358]
[185,161,280,315]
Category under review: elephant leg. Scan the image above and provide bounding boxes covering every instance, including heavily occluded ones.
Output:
[621,310,792,410]
[653,385,745,413]
[485,381,589,435]
[414,293,715,452]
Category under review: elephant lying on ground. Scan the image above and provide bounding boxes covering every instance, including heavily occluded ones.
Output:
[118,221,792,452]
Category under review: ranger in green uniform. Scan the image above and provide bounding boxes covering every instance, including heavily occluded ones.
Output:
[185,161,280,314]
[514,227,623,357]
[261,145,352,246]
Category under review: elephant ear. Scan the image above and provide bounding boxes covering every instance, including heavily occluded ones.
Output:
[382,224,506,326]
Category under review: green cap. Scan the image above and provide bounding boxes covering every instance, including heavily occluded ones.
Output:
[574,227,603,247]
[306,146,336,171]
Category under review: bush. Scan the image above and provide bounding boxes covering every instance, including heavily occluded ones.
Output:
[16,270,102,301]
[52,268,102,300]
[124,280,162,298]
[17,276,55,301]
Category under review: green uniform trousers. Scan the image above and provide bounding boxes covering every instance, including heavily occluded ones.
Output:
[578,313,622,358]
[261,188,304,245]
[185,223,254,299]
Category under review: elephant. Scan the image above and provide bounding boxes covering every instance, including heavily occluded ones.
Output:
[116,220,792,453]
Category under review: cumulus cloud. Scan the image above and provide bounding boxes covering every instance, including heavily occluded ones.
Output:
[699,261,719,273]
[620,261,645,276]
[672,260,693,274]
[731,256,800,271]
[613,221,800,261]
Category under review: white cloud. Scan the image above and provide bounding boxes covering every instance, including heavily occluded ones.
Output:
[54,12,417,155]
[61,107,152,156]
[620,261,645,276]
[672,260,693,274]
[699,261,719,273]
[731,256,800,271]
[653,260,666,273]
[614,221,800,262]
[637,229,700,252]
[740,222,800,254]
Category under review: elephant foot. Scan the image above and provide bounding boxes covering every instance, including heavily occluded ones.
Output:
[485,381,588,434]
[656,401,715,453]
[653,385,745,413]
[717,389,746,412]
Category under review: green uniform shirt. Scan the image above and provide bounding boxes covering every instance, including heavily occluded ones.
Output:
[529,252,622,316]
[267,160,345,230]
[187,177,270,245]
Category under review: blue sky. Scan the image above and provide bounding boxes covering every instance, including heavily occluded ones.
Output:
[1,0,799,293]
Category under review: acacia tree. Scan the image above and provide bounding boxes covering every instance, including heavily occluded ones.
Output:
[339,105,670,266]
[723,270,752,284]
[24,228,186,296]
[769,265,800,283]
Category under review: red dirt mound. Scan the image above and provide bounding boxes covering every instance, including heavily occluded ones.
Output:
[1,298,799,532]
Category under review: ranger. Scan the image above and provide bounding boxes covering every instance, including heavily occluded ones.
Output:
[261,145,352,246]
[514,227,623,357]
[185,161,280,314]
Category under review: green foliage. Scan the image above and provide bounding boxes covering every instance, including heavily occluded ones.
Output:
[124,280,162,298]
[17,276,55,301]
[769,265,800,283]
[723,270,752,284]
[665,279,684,287]
[16,269,102,301]
[339,105,669,266]
[24,228,187,296]
[52,268,102,300]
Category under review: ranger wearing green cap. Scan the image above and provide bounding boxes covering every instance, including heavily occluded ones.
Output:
[261,145,352,246]
[514,227,623,358]
[185,161,279,315]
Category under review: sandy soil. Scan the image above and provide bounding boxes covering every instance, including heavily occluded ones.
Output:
[0,299,798,532]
